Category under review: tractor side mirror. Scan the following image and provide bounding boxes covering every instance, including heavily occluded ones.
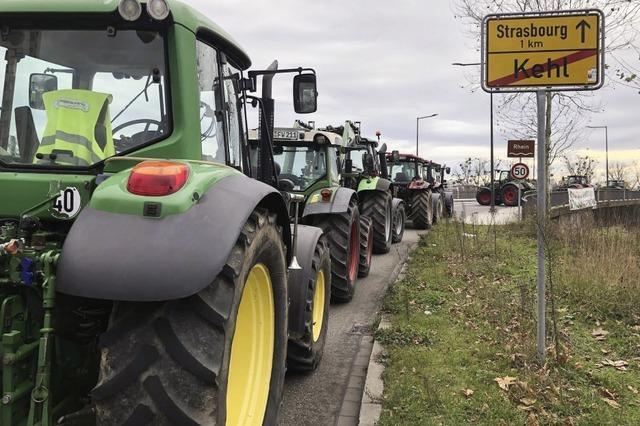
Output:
[29,74,58,110]
[363,153,374,174]
[378,143,387,154]
[378,152,389,179]
[293,73,317,114]
[345,158,353,174]
[446,166,451,174]
[391,150,400,163]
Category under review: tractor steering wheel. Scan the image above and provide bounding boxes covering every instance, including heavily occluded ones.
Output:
[113,119,163,151]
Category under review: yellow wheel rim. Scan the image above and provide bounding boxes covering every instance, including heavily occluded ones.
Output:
[312,270,325,342]
[226,264,275,426]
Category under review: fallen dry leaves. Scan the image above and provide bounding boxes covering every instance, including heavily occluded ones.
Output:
[602,398,620,409]
[461,388,474,398]
[591,327,609,341]
[596,359,629,371]
[494,376,517,391]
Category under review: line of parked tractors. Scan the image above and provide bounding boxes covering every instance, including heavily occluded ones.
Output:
[0,1,456,424]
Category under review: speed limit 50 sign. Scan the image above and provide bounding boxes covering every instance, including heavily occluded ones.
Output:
[511,162,530,180]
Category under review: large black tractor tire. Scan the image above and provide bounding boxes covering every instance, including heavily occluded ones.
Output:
[392,202,406,244]
[358,216,373,278]
[501,184,520,207]
[361,191,393,254]
[411,190,433,230]
[287,235,331,372]
[314,198,360,303]
[476,188,492,206]
[432,195,444,224]
[93,209,288,426]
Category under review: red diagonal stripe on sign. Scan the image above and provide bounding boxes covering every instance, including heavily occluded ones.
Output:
[488,49,598,87]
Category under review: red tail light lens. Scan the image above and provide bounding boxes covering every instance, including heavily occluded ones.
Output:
[408,180,427,189]
[320,188,332,202]
[127,161,189,196]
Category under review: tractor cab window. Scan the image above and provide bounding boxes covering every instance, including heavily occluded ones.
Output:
[222,62,243,168]
[390,161,416,182]
[273,144,327,191]
[197,40,225,163]
[349,145,374,173]
[0,28,169,168]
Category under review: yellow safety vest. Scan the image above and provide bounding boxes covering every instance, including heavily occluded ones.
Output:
[36,89,114,166]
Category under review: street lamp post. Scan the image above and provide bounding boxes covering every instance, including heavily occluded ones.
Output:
[586,125,609,185]
[416,114,438,157]
[452,62,496,212]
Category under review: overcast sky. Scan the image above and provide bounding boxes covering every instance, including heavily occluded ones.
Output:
[185,0,639,181]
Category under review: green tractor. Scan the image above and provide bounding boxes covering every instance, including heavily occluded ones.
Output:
[476,170,534,207]
[324,123,405,252]
[386,151,434,230]
[256,120,372,303]
[0,0,331,424]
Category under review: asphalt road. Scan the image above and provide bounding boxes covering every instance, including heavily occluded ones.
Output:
[454,199,521,224]
[281,229,421,426]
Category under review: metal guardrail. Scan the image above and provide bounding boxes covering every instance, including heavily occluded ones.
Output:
[522,189,640,217]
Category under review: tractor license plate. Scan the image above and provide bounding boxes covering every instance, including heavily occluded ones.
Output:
[274,128,302,141]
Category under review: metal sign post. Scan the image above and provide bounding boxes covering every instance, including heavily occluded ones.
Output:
[480,9,605,364]
[536,90,547,361]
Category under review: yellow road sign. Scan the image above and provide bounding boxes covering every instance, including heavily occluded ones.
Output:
[482,11,604,91]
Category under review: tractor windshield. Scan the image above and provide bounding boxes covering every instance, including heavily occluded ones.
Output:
[0,28,169,169]
[389,161,417,182]
[273,145,327,191]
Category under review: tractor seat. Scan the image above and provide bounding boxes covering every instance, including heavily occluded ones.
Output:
[395,172,409,182]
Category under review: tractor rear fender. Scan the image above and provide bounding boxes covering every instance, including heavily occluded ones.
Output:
[57,174,292,301]
[302,187,357,218]
[358,176,391,193]
[287,224,325,339]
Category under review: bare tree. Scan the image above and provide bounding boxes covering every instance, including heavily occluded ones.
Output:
[563,154,598,182]
[454,157,492,186]
[609,161,629,182]
[631,161,640,189]
[454,0,640,170]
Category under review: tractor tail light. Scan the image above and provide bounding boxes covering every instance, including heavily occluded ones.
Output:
[127,161,189,196]
[320,189,332,202]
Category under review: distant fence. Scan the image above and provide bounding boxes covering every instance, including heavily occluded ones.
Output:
[451,185,478,200]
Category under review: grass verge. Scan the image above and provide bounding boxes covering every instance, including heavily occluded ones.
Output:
[378,220,640,425]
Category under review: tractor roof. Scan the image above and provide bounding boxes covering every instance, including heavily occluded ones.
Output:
[0,0,251,70]
[386,153,429,163]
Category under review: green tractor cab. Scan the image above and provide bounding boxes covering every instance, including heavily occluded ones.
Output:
[324,122,406,252]
[0,1,330,424]
[250,121,369,302]
[386,152,434,229]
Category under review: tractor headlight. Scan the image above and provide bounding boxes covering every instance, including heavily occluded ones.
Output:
[118,0,142,21]
[148,0,171,21]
